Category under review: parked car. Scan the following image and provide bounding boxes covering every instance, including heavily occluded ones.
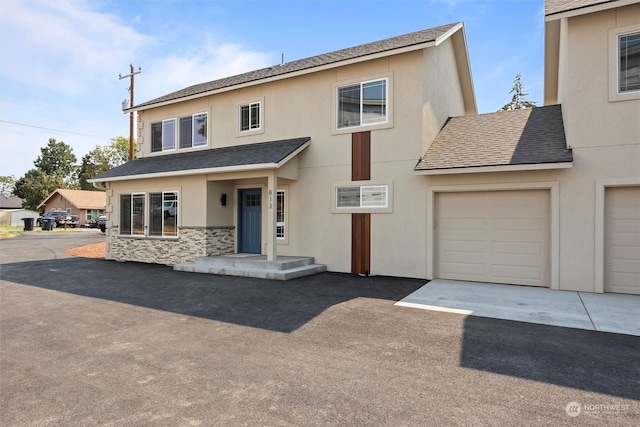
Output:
[37,210,68,227]
[97,215,106,233]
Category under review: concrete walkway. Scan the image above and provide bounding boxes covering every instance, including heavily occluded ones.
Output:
[396,279,640,336]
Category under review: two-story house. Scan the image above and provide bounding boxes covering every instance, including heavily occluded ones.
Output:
[92,0,639,294]
[92,22,476,279]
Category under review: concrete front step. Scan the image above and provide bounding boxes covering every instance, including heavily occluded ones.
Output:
[174,255,327,280]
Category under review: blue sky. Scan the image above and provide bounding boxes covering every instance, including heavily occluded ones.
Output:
[0,0,545,179]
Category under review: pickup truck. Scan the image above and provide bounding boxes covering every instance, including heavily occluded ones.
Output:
[37,211,79,228]
[37,210,68,227]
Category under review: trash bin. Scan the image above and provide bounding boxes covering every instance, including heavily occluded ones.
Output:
[22,217,34,231]
[42,218,54,231]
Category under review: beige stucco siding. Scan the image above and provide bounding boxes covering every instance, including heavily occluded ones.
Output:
[562,4,640,149]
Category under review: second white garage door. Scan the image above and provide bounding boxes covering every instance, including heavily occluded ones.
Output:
[436,190,550,287]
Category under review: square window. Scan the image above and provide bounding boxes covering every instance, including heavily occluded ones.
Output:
[240,102,261,132]
[337,79,387,129]
[180,113,208,149]
[151,119,176,152]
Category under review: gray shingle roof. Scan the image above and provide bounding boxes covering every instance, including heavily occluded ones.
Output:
[92,137,310,181]
[134,23,460,110]
[415,105,572,172]
[545,0,618,16]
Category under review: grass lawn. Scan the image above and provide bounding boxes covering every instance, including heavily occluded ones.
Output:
[0,224,84,239]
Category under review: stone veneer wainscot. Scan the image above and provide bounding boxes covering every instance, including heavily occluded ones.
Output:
[108,226,235,266]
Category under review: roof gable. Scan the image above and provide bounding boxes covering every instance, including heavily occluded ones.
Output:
[37,189,106,210]
[415,105,572,174]
[133,22,462,111]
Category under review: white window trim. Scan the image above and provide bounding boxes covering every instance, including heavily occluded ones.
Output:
[181,112,208,149]
[333,74,393,135]
[162,119,177,151]
[276,188,287,242]
[118,191,180,239]
[237,99,264,136]
[608,24,640,102]
[331,180,393,214]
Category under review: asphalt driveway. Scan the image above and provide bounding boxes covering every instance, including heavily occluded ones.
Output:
[1,232,639,426]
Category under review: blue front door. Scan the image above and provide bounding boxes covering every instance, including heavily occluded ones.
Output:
[238,188,262,253]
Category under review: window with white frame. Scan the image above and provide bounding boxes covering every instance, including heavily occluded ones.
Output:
[337,78,387,129]
[336,185,388,209]
[119,193,145,235]
[619,32,640,93]
[86,209,105,221]
[276,190,285,239]
[148,191,178,237]
[240,102,261,132]
[151,119,176,152]
[179,112,208,149]
[119,192,178,237]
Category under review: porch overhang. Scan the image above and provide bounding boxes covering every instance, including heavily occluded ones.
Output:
[88,137,310,183]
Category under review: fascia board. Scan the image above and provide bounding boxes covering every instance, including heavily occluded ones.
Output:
[545,0,638,21]
[88,163,278,183]
[414,162,573,175]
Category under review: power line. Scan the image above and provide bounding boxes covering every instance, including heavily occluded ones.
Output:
[0,119,113,140]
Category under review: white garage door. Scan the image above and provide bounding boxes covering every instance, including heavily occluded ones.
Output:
[436,190,550,287]
[605,186,640,295]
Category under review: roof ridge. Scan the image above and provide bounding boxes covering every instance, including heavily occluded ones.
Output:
[135,22,461,110]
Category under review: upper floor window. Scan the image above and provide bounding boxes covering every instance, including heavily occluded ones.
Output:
[619,33,640,93]
[240,102,261,132]
[179,112,208,149]
[336,185,388,209]
[337,78,387,129]
[152,113,208,153]
[151,119,176,152]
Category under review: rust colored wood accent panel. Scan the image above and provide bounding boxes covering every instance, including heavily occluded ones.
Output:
[352,131,371,181]
[351,213,371,275]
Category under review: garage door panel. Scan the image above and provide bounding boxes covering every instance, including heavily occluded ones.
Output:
[436,190,550,287]
[493,217,544,231]
[440,261,485,277]
[605,186,640,295]
[492,241,543,256]
[492,264,544,282]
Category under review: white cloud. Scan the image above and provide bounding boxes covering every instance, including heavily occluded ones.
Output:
[136,35,271,103]
[0,0,151,96]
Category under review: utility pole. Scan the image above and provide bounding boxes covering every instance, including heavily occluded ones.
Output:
[119,64,142,161]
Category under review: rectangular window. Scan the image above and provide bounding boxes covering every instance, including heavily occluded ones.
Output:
[336,185,388,209]
[240,102,260,131]
[149,192,178,237]
[119,193,145,235]
[276,190,285,240]
[179,113,208,148]
[86,209,105,221]
[151,119,176,152]
[619,33,640,93]
[338,79,387,129]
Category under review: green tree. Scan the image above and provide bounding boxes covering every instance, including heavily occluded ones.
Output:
[13,169,67,210]
[0,175,16,198]
[13,138,79,210]
[500,73,537,111]
[34,138,78,179]
[77,137,130,190]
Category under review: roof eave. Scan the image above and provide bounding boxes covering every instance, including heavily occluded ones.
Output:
[545,0,637,21]
[414,161,573,176]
